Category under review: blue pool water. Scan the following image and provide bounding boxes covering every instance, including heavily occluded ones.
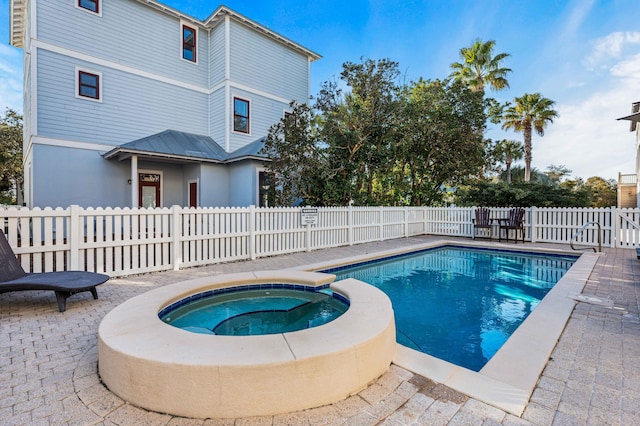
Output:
[326,246,576,371]
[160,287,349,336]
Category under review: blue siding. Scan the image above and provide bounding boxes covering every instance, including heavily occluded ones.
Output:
[210,88,226,147]
[36,49,209,145]
[229,21,309,102]
[32,144,130,208]
[210,22,226,87]
[228,162,258,206]
[200,165,230,207]
[36,0,208,86]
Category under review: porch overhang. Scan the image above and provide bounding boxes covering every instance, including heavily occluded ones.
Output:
[102,147,224,164]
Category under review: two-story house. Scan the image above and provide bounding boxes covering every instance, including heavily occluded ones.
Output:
[9,0,320,208]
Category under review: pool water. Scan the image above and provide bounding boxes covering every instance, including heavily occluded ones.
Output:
[327,246,576,371]
[160,288,349,336]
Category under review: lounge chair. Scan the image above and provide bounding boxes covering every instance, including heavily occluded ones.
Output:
[0,230,109,312]
[472,207,492,239]
[498,208,525,243]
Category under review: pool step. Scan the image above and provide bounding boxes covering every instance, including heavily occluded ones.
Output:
[637,248,640,259]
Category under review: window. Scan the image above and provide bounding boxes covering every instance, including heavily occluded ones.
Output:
[182,24,197,62]
[78,0,99,14]
[78,70,101,100]
[234,98,250,134]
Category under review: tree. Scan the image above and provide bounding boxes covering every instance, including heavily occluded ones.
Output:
[394,78,487,205]
[0,109,23,204]
[501,93,558,182]
[315,58,404,205]
[493,139,523,184]
[545,164,571,183]
[261,102,327,206]
[582,176,617,207]
[449,39,511,93]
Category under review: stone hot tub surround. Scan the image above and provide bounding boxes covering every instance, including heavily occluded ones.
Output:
[98,270,396,419]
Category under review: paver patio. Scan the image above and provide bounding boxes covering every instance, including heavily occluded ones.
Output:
[1,235,639,425]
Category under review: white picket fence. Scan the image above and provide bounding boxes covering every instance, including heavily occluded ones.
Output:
[1,205,638,277]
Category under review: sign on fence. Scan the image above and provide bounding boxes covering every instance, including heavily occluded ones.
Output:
[301,208,318,225]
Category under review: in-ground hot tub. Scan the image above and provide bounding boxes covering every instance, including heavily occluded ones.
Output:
[98,270,396,419]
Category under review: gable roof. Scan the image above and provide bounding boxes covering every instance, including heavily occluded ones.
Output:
[102,130,268,164]
[9,1,321,61]
[617,102,640,132]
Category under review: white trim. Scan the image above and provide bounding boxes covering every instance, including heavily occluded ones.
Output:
[30,41,37,136]
[232,95,251,136]
[224,16,231,152]
[75,66,103,102]
[32,135,116,152]
[34,40,293,104]
[34,40,209,94]
[187,179,199,207]
[256,166,266,207]
[75,0,102,17]
[138,169,163,208]
[180,20,198,65]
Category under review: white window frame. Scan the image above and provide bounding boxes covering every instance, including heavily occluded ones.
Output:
[75,66,103,103]
[180,20,198,65]
[75,0,102,17]
[232,95,251,136]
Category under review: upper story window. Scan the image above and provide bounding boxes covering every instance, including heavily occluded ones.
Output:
[78,0,99,14]
[233,98,250,134]
[76,69,102,102]
[182,24,197,62]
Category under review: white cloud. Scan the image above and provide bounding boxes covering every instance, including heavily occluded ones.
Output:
[586,32,640,69]
[531,61,640,181]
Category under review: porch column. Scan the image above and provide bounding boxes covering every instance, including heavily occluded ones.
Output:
[131,155,138,208]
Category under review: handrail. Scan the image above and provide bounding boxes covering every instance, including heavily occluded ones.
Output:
[570,221,602,253]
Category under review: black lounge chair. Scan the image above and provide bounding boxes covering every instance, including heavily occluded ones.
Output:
[0,230,109,312]
[472,207,492,239]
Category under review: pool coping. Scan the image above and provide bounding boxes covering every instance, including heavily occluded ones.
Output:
[294,239,599,416]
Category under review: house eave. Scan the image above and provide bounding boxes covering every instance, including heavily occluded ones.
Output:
[617,112,640,122]
[204,6,321,62]
[102,148,224,164]
[9,0,26,48]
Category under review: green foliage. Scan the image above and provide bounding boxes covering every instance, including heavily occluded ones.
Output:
[501,93,558,182]
[454,180,590,207]
[449,39,512,93]
[582,176,617,208]
[264,58,488,206]
[0,108,23,204]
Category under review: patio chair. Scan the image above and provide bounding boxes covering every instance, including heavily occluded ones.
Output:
[472,207,492,240]
[498,208,525,243]
[0,230,109,312]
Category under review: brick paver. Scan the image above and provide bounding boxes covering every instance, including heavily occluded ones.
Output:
[1,236,639,425]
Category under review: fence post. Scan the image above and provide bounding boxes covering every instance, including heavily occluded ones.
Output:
[348,205,353,245]
[404,206,409,238]
[249,205,256,260]
[530,207,537,243]
[172,205,182,270]
[379,206,384,241]
[611,207,619,248]
[69,205,80,270]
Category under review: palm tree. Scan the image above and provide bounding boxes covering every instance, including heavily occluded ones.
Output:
[449,39,511,93]
[501,93,558,182]
[494,139,523,184]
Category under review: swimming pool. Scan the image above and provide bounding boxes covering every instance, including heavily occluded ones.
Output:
[325,245,577,371]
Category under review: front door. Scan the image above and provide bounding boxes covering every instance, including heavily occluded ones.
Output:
[139,173,161,208]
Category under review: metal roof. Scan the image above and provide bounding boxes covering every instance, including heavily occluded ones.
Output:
[102,130,268,164]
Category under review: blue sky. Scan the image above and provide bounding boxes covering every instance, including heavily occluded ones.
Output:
[1,0,640,181]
